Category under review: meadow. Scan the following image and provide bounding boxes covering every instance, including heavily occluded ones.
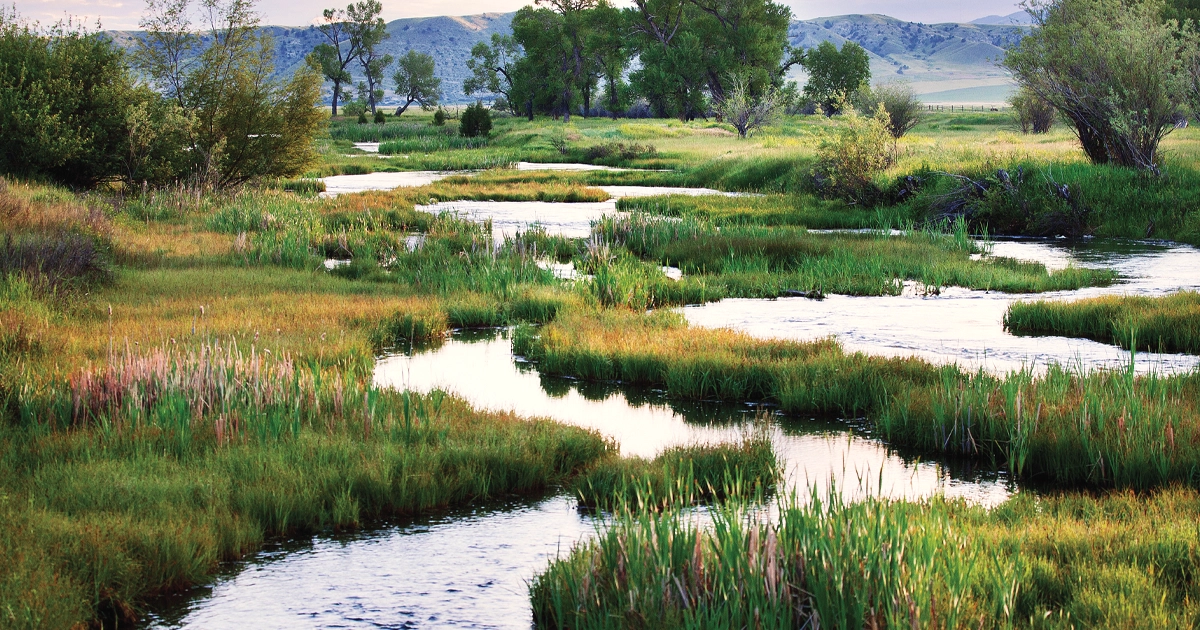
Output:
[5,107,1200,627]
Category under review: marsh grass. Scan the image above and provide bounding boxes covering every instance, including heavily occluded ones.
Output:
[594,214,1114,297]
[1005,291,1200,354]
[572,433,778,510]
[532,487,1200,629]
[3,338,612,627]
[517,309,1200,489]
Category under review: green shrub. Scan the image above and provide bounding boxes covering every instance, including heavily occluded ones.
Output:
[432,107,446,126]
[373,110,386,124]
[459,101,493,138]
[357,112,369,124]
[813,99,895,204]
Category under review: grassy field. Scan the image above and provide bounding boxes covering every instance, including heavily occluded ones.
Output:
[5,108,1200,627]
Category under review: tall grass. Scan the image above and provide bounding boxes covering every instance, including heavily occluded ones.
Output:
[533,487,1200,628]
[572,434,778,510]
[2,339,612,627]
[1005,291,1200,354]
[594,213,1114,297]
[516,309,1200,488]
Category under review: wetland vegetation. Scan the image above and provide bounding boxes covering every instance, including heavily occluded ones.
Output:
[6,0,1200,625]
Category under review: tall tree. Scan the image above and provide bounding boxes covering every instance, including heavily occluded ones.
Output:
[1005,0,1191,172]
[535,0,598,122]
[511,6,570,119]
[587,0,629,118]
[313,7,358,116]
[392,50,441,115]
[463,33,522,111]
[799,40,871,115]
[346,0,390,114]
[136,0,323,186]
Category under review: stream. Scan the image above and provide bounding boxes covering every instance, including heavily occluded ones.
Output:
[143,174,1200,628]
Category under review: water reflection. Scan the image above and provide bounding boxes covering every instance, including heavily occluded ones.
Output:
[686,238,1200,374]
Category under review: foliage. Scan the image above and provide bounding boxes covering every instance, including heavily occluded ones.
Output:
[345,0,390,114]
[799,40,871,115]
[433,107,447,126]
[135,0,324,187]
[813,100,895,203]
[1004,0,1192,172]
[464,33,523,113]
[392,49,441,116]
[0,13,187,187]
[460,101,494,138]
[312,5,361,116]
[1010,85,1056,134]
[859,81,923,138]
[717,74,783,138]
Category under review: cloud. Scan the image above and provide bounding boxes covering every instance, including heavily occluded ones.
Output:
[12,0,1023,31]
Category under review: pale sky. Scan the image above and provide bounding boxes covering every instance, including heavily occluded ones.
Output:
[16,0,1023,31]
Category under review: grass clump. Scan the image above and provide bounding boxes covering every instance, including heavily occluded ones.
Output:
[572,434,778,511]
[532,487,1200,629]
[595,213,1114,298]
[1004,291,1200,354]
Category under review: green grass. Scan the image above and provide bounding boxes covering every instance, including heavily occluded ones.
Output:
[571,434,778,511]
[532,487,1200,629]
[516,309,1200,489]
[594,213,1115,298]
[1005,291,1200,354]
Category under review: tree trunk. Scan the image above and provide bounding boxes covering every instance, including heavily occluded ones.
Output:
[332,82,341,117]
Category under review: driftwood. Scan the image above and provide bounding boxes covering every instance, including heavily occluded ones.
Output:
[926,168,1093,238]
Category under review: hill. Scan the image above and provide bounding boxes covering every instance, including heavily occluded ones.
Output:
[111,11,1022,106]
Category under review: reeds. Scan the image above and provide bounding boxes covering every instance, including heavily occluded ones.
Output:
[532,486,1200,629]
[1005,291,1200,354]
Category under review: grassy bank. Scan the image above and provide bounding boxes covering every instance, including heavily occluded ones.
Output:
[572,435,778,511]
[532,487,1200,629]
[515,309,1200,488]
[1005,291,1200,354]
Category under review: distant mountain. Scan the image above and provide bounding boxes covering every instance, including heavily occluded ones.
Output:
[111,11,1024,106]
[971,11,1033,25]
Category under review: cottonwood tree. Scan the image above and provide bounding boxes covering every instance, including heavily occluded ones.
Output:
[587,1,628,117]
[313,7,360,116]
[392,50,441,115]
[1005,0,1192,172]
[799,40,871,115]
[346,0,390,114]
[464,33,522,111]
[135,0,323,187]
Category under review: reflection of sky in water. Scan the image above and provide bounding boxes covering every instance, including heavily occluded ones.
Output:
[686,238,1200,375]
[146,329,1011,630]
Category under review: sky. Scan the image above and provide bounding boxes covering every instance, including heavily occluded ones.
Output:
[15,0,1024,31]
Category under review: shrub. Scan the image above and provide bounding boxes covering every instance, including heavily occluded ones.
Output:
[717,74,784,138]
[1010,86,1056,134]
[813,98,895,204]
[432,108,446,126]
[357,112,369,124]
[373,110,386,123]
[459,101,493,138]
[861,82,923,138]
[584,142,658,161]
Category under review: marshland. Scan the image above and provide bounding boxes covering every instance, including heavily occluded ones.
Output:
[6,0,1200,627]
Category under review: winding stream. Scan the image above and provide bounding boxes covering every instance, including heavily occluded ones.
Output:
[151,174,1200,628]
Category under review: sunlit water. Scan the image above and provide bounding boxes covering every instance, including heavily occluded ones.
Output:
[686,238,1200,375]
[148,182,1200,628]
[320,171,460,197]
[143,329,1009,629]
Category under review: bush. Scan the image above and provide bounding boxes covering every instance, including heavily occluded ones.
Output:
[357,112,369,124]
[860,82,923,138]
[1010,87,1056,134]
[584,142,658,161]
[459,101,493,138]
[813,99,895,204]
[432,108,446,126]
[373,110,386,123]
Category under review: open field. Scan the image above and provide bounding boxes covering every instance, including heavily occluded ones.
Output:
[6,109,1200,627]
